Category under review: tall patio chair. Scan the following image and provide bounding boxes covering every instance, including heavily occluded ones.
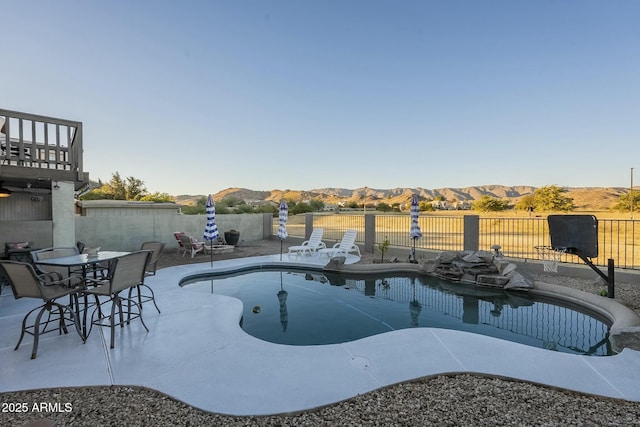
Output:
[141,241,165,277]
[0,261,84,359]
[83,251,151,349]
[288,228,327,256]
[128,242,166,314]
[179,234,205,258]
[318,229,361,259]
[31,247,84,285]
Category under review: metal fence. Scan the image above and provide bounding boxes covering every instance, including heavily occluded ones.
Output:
[280,214,640,270]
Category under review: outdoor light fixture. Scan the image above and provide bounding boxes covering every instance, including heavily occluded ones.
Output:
[0,188,11,198]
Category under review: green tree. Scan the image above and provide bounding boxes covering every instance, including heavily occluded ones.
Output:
[139,192,174,203]
[612,190,640,213]
[80,172,150,201]
[290,202,312,215]
[419,201,435,212]
[514,194,535,211]
[376,202,393,212]
[308,199,325,211]
[472,195,510,212]
[532,185,575,212]
[256,203,279,216]
[219,196,244,207]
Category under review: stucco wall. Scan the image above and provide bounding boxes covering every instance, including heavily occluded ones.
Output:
[52,181,76,247]
[75,213,270,252]
[0,221,53,251]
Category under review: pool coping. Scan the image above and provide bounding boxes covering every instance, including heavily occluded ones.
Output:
[2,254,640,416]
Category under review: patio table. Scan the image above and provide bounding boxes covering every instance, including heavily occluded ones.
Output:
[35,251,130,338]
[34,251,130,279]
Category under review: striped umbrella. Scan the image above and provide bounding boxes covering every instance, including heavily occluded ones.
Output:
[409,194,422,262]
[203,194,219,266]
[277,199,288,260]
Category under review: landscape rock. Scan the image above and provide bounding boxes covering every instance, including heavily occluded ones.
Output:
[426,250,532,290]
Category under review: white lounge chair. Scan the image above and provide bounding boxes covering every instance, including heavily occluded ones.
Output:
[318,229,361,259]
[288,228,326,256]
[179,234,204,258]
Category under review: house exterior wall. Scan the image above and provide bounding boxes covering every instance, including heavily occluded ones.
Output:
[52,181,76,247]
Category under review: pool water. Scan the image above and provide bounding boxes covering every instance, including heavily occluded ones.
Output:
[182,268,612,356]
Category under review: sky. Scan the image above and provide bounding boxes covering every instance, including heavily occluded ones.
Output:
[2,1,639,195]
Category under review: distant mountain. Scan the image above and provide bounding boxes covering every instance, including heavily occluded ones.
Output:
[175,185,628,211]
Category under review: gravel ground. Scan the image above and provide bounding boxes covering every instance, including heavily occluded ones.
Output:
[3,240,640,427]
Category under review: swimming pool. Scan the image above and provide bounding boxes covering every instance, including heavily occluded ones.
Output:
[182,268,612,356]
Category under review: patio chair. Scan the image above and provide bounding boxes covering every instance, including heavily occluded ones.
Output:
[0,260,84,359]
[179,234,205,258]
[288,228,327,256]
[173,232,185,254]
[31,247,85,285]
[318,229,361,259]
[128,242,166,314]
[83,251,151,349]
[140,241,165,276]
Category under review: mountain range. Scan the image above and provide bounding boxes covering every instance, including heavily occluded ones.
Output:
[175,185,628,211]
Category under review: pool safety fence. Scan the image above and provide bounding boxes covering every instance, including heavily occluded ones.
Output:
[276,214,640,271]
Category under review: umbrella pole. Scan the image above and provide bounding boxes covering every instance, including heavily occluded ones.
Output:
[280,239,283,261]
[412,239,416,263]
[210,241,213,267]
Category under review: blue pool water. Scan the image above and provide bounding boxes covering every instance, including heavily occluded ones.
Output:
[182,268,612,356]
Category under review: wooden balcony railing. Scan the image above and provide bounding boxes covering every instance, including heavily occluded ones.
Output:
[0,108,87,186]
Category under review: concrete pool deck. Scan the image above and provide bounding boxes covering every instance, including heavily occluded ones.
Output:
[1,251,640,416]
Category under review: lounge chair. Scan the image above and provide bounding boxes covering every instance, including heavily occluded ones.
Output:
[173,232,185,254]
[318,229,361,259]
[288,228,326,256]
[179,234,204,258]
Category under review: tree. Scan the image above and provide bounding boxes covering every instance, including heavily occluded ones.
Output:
[472,195,510,212]
[79,172,154,201]
[376,202,393,212]
[532,185,574,212]
[308,199,325,211]
[514,194,535,211]
[290,202,312,215]
[140,192,174,203]
[419,201,435,212]
[612,190,640,213]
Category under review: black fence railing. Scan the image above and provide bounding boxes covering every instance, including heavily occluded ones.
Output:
[280,214,640,271]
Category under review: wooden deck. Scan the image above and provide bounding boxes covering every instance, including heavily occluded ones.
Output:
[0,108,88,191]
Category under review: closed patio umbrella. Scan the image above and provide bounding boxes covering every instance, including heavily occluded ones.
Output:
[203,194,219,266]
[277,199,288,260]
[409,194,422,263]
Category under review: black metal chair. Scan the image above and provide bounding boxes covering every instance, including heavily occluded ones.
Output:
[0,261,84,359]
[83,251,151,349]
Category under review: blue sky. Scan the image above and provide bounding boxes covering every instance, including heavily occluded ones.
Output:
[3,1,639,195]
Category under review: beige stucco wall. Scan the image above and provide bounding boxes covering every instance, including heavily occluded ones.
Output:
[51,181,76,247]
[75,213,270,252]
